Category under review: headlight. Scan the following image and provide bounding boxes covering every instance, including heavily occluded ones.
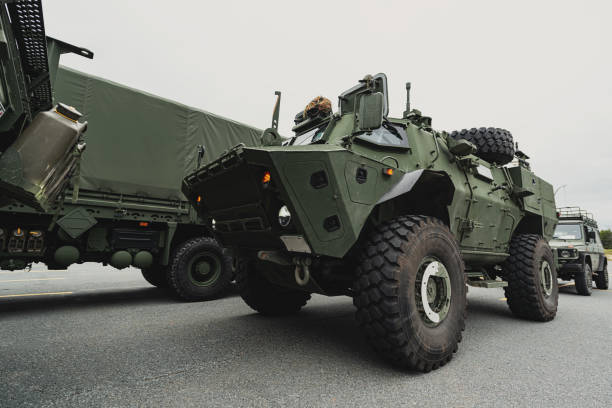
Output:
[560,250,570,258]
[278,205,291,227]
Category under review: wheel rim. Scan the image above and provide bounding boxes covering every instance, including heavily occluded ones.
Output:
[415,257,452,327]
[188,252,222,287]
[540,260,554,296]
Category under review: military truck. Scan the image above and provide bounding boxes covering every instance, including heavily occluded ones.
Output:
[551,207,608,295]
[0,0,262,301]
[183,73,559,371]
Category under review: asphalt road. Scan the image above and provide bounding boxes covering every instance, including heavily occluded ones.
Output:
[1,264,611,407]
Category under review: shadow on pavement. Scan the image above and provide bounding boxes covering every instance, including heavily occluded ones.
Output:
[0,287,172,314]
[0,283,240,315]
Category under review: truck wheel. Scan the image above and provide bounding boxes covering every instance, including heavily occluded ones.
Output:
[236,260,311,315]
[353,215,467,372]
[168,237,233,301]
[594,263,609,290]
[575,263,593,296]
[141,265,168,289]
[450,127,514,165]
[503,234,558,321]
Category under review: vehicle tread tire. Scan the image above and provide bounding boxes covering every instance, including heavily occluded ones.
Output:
[141,265,168,289]
[450,127,514,165]
[594,263,609,290]
[353,215,467,372]
[236,260,311,315]
[168,236,233,301]
[575,263,593,296]
[503,234,558,321]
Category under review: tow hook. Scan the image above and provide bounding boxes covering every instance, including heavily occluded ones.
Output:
[294,257,312,286]
[256,251,312,286]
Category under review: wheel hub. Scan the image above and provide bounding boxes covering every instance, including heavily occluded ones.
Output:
[540,260,553,296]
[416,257,452,326]
[188,253,221,287]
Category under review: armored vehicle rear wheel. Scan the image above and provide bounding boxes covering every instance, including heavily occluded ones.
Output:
[353,215,467,372]
[450,127,514,165]
[236,260,311,315]
[168,237,233,301]
[141,265,168,289]
[575,263,593,296]
[594,263,609,290]
[503,234,558,321]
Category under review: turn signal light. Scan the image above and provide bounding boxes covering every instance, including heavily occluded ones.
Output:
[197,196,202,203]
[383,168,394,176]
[139,222,149,227]
[262,171,271,184]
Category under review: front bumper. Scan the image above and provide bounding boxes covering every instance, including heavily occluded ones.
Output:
[182,145,401,258]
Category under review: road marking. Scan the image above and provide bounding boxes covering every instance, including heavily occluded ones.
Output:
[0,291,72,298]
[559,282,575,288]
[498,297,507,301]
[0,270,67,274]
[0,278,65,283]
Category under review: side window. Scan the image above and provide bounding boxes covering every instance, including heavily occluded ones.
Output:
[356,123,409,149]
[595,231,603,246]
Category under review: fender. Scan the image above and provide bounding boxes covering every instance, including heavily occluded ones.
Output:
[371,169,455,226]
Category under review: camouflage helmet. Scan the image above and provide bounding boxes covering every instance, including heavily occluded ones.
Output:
[304,96,332,118]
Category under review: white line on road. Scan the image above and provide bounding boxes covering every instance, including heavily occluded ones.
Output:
[0,278,65,283]
[0,291,72,298]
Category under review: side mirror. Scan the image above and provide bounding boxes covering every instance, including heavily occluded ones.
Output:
[357,92,384,131]
[588,231,596,242]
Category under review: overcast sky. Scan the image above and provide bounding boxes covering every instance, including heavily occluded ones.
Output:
[44,0,612,229]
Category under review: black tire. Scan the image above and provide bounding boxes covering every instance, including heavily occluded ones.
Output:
[594,263,609,290]
[167,237,233,301]
[236,260,311,315]
[450,127,515,165]
[503,234,558,321]
[141,265,168,289]
[575,263,593,296]
[353,215,467,372]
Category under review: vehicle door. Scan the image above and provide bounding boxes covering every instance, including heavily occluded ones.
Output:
[594,229,605,270]
[586,226,599,271]
[459,159,511,252]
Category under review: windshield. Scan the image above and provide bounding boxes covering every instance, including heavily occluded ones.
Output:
[553,223,583,240]
[290,126,327,146]
[356,122,409,149]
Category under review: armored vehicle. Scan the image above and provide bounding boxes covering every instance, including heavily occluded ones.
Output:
[0,0,262,301]
[183,73,559,371]
[551,207,607,295]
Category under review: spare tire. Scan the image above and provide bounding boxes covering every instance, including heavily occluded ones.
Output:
[450,127,515,165]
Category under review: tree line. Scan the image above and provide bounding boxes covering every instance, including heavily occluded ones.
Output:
[601,229,612,249]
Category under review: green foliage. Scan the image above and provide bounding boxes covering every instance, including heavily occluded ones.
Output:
[600,229,612,249]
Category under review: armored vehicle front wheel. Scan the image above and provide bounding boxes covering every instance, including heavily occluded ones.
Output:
[503,234,558,321]
[236,260,311,315]
[141,265,169,288]
[575,263,593,296]
[353,215,467,372]
[168,237,233,301]
[594,263,609,290]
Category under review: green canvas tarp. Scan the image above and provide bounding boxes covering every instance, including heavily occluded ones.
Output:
[53,66,261,201]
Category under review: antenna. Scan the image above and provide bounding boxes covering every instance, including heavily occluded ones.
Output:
[403,82,411,118]
[271,91,281,130]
